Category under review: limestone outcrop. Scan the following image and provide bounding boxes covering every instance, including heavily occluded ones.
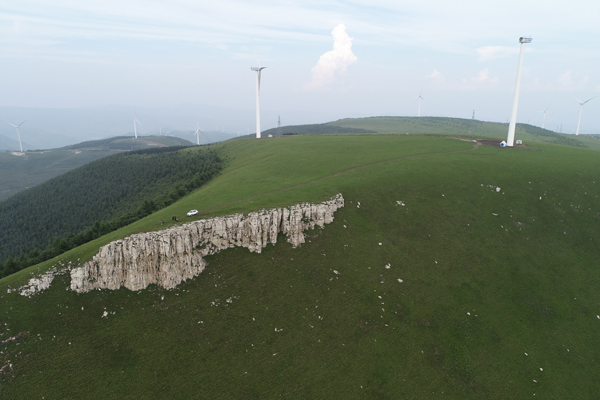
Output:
[70,194,344,293]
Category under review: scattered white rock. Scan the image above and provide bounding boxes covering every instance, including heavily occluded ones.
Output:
[333,270,340,275]
[467,312,470,315]
[540,368,543,371]
[396,201,405,206]
[71,194,344,293]
[18,265,72,296]
[102,311,108,318]
[385,264,390,269]
[397,279,403,283]
[496,187,501,192]
[378,243,382,246]
[492,213,498,216]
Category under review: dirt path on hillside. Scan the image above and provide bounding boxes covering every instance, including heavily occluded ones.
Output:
[197,141,480,216]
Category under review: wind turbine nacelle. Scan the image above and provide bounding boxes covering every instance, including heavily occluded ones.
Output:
[519,37,532,44]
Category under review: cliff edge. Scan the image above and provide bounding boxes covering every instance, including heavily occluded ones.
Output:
[70,194,344,293]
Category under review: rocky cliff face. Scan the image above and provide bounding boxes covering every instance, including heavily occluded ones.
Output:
[70,194,344,293]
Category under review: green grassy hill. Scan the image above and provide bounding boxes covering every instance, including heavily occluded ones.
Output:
[269,116,600,151]
[338,116,600,150]
[2,134,600,398]
[0,136,193,202]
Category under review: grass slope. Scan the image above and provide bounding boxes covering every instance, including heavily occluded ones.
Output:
[330,116,600,150]
[2,134,600,398]
[0,136,193,202]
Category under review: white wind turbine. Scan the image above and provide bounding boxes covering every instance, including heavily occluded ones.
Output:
[251,39,266,139]
[574,96,596,135]
[193,122,202,145]
[542,105,550,129]
[506,37,532,147]
[133,116,142,139]
[416,92,425,117]
[7,120,26,152]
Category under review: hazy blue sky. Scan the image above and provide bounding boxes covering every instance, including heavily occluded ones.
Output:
[2,0,599,135]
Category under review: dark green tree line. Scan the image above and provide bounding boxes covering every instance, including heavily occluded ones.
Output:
[0,146,226,278]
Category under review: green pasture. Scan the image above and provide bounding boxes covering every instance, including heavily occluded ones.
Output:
[2,134,600,398]
[329,116,600,151]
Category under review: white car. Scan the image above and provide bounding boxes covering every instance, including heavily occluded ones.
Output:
[187,209,199,217]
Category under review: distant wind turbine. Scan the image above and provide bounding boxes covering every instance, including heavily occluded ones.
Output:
[193,122,202,145]
[416,92,425,117]
[251,39,266,139]
[542,105,550,129]
[574,96,596,135]
[7,120,26,152]
[133,116,142,139]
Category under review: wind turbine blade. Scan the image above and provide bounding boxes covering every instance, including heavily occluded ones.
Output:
[573,96,583,104]
[7,122,17,128]
[251,37,261,67]
[582,96,597,105]
[17,120,26,128]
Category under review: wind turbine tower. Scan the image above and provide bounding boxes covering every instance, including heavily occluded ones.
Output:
[542,105,550,129]
[251,40,266,139]
[506,37,532,147]
[194,122,202,145]
[416,93,425,117]
[133,116,142,139]
[7,121,26,152]
[278,115,281,136]
[574,96,596,135]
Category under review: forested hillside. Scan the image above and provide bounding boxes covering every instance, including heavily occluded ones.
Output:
[0,145,225,277]
[0,135,194,201]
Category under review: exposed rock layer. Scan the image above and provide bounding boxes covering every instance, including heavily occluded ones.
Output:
[70,194,344,293]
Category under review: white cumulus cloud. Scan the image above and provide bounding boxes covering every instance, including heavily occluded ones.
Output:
[304,24,357,90]
[426,69,445,85]
[472,68,498,84]
[460,68,499,90]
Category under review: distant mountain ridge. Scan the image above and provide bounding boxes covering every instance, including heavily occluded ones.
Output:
[0,135,194,202]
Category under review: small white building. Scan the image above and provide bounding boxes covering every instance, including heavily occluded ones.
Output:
[500,140,507,147]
